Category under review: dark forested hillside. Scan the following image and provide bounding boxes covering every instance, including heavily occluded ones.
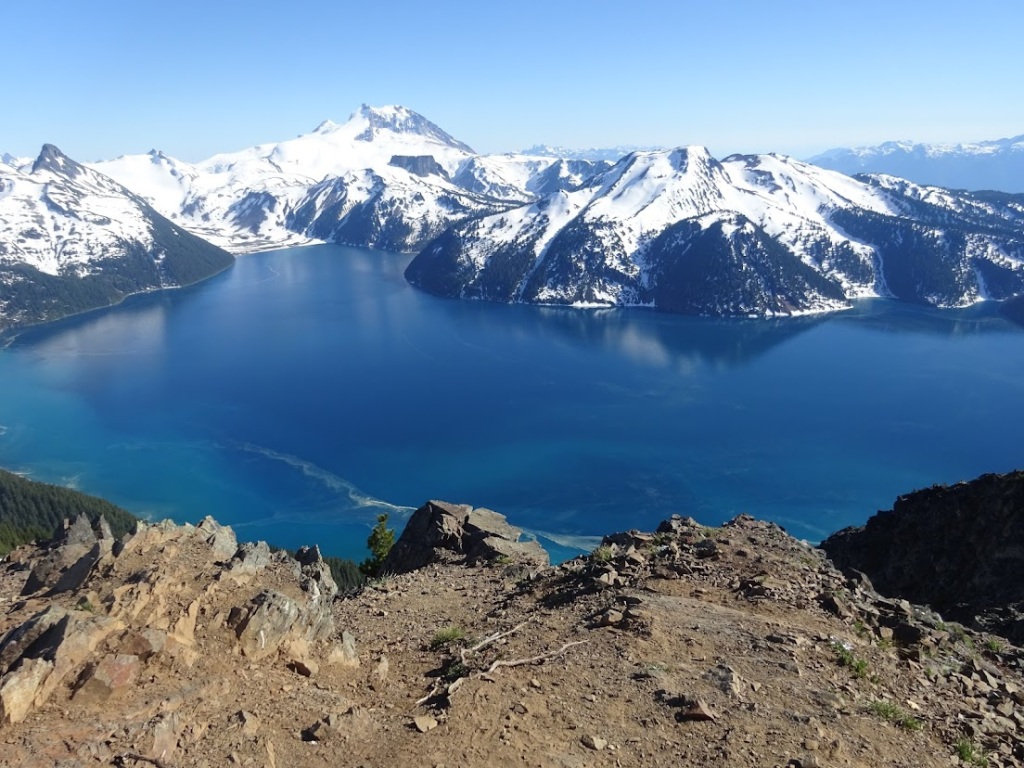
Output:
[0,469,138,555]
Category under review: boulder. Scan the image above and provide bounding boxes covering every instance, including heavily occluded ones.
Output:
[150,711,185,761]
[0,606,69,671]
[117,628,168,660]
[228,541,274,577]
[303,706,376,742]
[0,657,54,725]
[0,606,123,720]
[73,653,141,705]
[230,591,302,660]
[295,545,339,642]
[381,500,549,574]
[413,714,437,733]
[327,631,359,668]
[20,514,114,596]
[703,663,745,697]
[196,516,239,560]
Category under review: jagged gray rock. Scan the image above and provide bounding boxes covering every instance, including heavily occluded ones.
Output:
[20,514,115,596]
[228,541,274,576]
[380,500,549,574]
[197,515,239,559]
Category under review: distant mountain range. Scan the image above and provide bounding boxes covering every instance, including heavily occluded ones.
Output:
[519,144,662,162]
[2,109,1024,327]
[808,134,1024,193]
[89,106,610,254]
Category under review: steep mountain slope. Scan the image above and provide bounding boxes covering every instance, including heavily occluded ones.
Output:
[406,148,1024,316]
[809,134,1024,193]
[92,106,608,255]
[0,469,138,555]
[452,155,611,203]
[0,145,233,331]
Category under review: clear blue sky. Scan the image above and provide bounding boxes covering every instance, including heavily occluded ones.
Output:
[5,0,1023,162]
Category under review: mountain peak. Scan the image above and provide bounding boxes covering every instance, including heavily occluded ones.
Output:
[312,119,339,134]
[32,143,85,178]
[349,104,475,154]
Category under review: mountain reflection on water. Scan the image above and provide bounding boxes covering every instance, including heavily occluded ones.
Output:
[0,244,1021,561]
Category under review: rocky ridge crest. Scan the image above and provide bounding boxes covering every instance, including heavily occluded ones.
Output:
[1,500,1023,766]
[0,514,345,734]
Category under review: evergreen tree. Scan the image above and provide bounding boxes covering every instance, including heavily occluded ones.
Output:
[359,513,395,576]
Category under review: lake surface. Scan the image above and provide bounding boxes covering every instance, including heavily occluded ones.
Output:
[2,244,1023,562]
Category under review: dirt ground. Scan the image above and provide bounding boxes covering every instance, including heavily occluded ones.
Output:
[1,512,1021,767]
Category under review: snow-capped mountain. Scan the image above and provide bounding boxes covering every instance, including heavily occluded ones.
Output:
[808,134,1024,193]
[520,144,662,162]
[91,106,610,254]
[0,145,232,330]
[1,153,30,170]
[452,155,612,203]
[8,108,1023,326]
[405,147,1024,317]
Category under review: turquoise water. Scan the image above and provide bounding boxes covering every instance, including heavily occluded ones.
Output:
[2,244,1023,562]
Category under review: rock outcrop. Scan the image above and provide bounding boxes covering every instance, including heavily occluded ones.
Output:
[380,500,549,574]
[4,494,1024,767]
[19,514,115,596]
[821,470,1024,641]
[0,514,342,729]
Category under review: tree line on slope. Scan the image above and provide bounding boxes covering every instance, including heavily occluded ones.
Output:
[0,468,137,555]
[0,468,367,592]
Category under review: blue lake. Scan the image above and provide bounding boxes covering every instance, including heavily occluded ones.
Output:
[1,244,1023,562]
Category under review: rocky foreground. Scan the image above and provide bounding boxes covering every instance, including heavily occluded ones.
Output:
[1,500,1024,767]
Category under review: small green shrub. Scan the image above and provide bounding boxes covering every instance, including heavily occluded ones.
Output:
[442,659,469,682]
[868,700,922,731]
[76,597,97,614]
[365,574,393,592]
[591,545,614,563]
[985,638,1004,653]
[947,623,970,645]
[430,625,466,650]
[956,737,988,766]
[831,640,869,679]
